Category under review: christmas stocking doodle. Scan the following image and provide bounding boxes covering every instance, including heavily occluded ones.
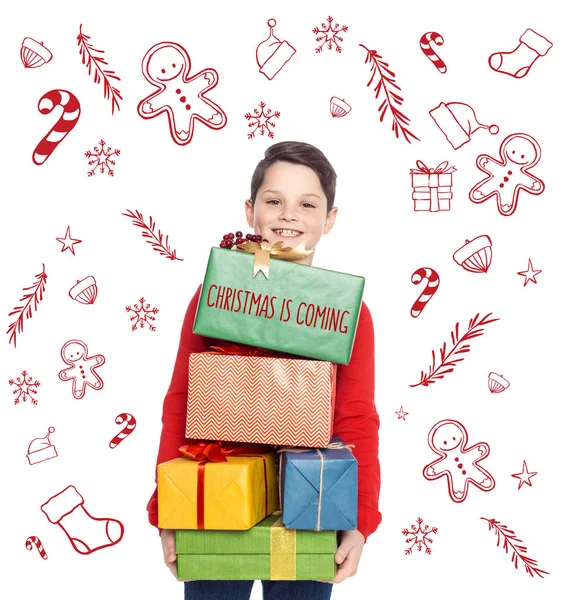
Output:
[488,29,552,78]
[41,485,124,554]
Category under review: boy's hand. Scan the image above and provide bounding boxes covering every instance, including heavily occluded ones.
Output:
[319,529,365,584]
[161,529,188,580]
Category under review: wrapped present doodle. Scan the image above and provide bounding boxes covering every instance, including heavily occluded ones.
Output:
[193,243,365,364]
[411,160,456,212]
[176,512,338,581]
[185,347,336,447]
[279,439,358,531]
[157,442,278,530]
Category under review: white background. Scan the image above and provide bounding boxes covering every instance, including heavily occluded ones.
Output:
[1,0,568,598]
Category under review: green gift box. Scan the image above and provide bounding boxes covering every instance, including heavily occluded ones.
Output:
[176,512,337,581]
[193,246,365,364]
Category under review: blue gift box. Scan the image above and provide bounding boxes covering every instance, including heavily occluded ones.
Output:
[280,438,358,531]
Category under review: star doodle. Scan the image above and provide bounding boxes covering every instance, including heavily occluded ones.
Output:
[395,405,409,421]
[517,259,542,287]
[511,460,537,490]
[56,226,82,255]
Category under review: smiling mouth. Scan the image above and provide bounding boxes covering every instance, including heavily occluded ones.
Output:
[272,229,303,238]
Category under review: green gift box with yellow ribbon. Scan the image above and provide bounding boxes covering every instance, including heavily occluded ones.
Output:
[176,512,338,581]
[193,244,365,365]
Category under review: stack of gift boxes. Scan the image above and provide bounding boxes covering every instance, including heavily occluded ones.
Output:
[157,240,364,581]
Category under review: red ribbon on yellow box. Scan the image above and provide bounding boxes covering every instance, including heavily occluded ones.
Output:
[179,441,271,529]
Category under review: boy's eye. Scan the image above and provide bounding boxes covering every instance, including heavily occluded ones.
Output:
[302,202,315,208]
[266,199,280,204]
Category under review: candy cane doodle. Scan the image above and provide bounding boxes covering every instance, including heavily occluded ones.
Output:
[109,413,137,449]
[420,32,447,73]
[411,268,440,318]
[25,536,48,559]
[33,90,81,165]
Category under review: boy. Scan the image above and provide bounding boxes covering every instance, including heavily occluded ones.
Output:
[147,141,381,599]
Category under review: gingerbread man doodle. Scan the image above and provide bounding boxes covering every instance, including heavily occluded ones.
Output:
[469,133,544,216]
[423,419,495,502]
[58,340,105,400]
[137,42,227,145]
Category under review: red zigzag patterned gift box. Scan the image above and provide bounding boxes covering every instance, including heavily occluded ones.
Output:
[185,352,337,448]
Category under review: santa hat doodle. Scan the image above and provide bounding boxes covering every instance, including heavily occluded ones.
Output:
[256,19,296,80]
[27,427,58,465]
[430,102,499,149]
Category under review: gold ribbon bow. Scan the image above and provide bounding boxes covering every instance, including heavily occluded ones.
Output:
[234,240,313,279]
[277,441,355,531]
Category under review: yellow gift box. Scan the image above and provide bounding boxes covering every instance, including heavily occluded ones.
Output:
[158,451,279,530]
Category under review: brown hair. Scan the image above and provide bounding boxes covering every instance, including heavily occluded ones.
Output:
[249,141,337,213]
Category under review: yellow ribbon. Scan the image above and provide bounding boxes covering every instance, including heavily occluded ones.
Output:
[270,514,296,580]
[233,240,313,279]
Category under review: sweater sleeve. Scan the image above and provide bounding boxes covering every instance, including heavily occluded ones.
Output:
[332,301,381,542]
[146,285,209,530]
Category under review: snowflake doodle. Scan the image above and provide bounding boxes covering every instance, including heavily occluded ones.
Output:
[403,517,438,555]
[125,297,159,331]
[9,370,41,405]
[313,16,348,53]
[245,102,280,139]
[85,140,120,177]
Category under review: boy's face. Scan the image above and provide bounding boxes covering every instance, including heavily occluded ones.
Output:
[245,161,337,265]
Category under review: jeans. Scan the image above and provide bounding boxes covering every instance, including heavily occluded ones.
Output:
[184,580,333,600]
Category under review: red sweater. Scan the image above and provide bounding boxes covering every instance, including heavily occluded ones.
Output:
[147,285,381,540]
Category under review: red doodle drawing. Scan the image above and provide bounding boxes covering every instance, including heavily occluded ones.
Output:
[122,209,183,261]
[511,461,537,490]
[481,518,549,578]
[395,406,409,421]
[58,340,105,400]
[137,42,227,145]
[56,226,82,255]
[245,102,280,139]
[32,90,81,165]
[109,413,137,449]
[410,268,439,318]
[423,420,495,502]
[126,298,159,331]
[430,101,498,149]
[411,161,455,212]
[41,485,124,555]
[256,19,296,80]
[330,96,352,118]
[469,133,544,216]
[26,536,48,559]
[488,372,510,393]
[9,370,41,405]
[411,313,499,388]
[313,16,348,53]
[359,44,419,143]
[517,259,542,286]
[7,264,47,348]
[453,235,493,274]
[85,140,120,176]
[69,276,98,304]
[21,37,52,68]
[419,32,446,73]
[27,427,57,464]
[77,24,122,114]
[489,29,552,79]
[403,517,438,554]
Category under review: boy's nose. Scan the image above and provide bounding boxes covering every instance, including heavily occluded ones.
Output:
[278,206,299,221]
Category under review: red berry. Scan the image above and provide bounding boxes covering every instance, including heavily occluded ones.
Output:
[236,237,244,244]
[245,233,252,240]
[224,240,233,248]
[254,235,262,243]
[223,234,229,240]
[236,231,243,238]
[228,232,235,239]
[219,242,225,248]
[262,238,269,243]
